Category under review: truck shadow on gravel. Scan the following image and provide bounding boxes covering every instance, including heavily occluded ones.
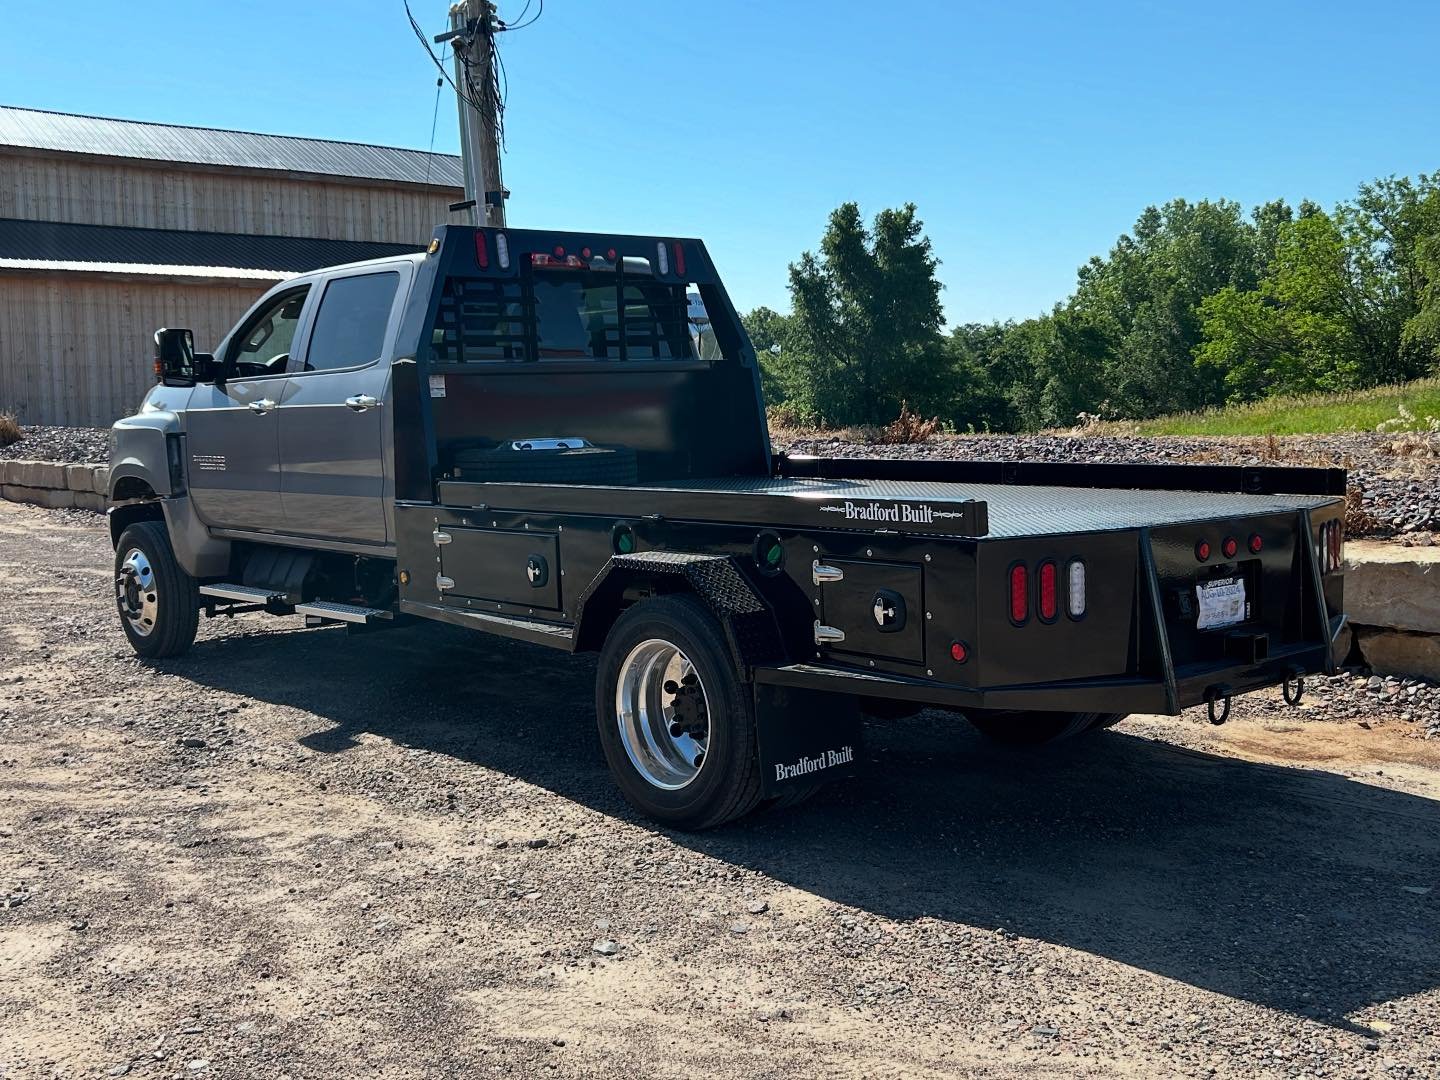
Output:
[170,620,1440,1030]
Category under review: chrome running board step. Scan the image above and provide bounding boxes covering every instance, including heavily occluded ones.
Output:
[296,600,393,625]
[199,583,291,604]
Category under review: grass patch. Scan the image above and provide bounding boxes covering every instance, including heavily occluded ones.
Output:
[1088,379,1440,437]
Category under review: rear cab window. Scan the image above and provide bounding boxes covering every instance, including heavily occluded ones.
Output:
[300,271,402,373]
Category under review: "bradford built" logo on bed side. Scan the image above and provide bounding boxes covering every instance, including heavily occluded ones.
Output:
[819,499,974,524]
[774,745,856,783]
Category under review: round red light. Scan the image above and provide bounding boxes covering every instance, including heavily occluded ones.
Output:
[1248,533,1263,554]
[553,245,566,258]
[950,641,969,663]
[1195,540,1212,562]
[581,246,592,259]
[1222,537,1239,558]
[606,247,617,261]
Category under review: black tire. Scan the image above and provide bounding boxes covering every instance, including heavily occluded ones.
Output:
[452,445,638,486]
[965,710,1123,747]
[114,520,199,659]
[595,595,763,830]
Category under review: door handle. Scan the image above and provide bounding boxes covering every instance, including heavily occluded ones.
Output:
[247,398,276,414]
[344,394,379,412]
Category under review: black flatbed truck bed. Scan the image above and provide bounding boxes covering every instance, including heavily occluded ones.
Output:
[117,224,1348,829]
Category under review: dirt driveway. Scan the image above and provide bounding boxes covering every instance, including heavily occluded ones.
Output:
[1,500,1438,1079]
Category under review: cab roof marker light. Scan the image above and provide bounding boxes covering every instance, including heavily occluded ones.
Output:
[495,232,510,269]
[474,230,489,269]
[656,241,670,276]
[673,241,686,278]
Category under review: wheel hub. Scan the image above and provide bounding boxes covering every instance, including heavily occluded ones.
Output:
[615,640,711,790]
[116,548,158,637]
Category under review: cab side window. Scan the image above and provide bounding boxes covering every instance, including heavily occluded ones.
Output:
[230,287,309,377]
[301,272,401,372]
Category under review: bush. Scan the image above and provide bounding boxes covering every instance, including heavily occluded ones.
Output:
[0,412,21,448]
[877,402,942,445]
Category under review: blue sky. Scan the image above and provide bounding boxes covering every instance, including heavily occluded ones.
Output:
[2,1,1437,325]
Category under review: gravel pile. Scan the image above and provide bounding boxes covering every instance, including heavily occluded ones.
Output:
[5,425,1438,538]
[782,431,1440,538]
[0,424,109,464]
[1225,668,1440,738]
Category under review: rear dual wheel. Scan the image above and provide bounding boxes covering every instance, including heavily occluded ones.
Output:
[965,709,1126,746]
[596,595,765,830]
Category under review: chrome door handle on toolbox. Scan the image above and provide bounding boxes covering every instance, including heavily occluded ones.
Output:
[344,394,379,412]
[247,398,277,414]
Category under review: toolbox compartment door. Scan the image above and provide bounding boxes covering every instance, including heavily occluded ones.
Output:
[820,559,925,664]
[439,528,561,611]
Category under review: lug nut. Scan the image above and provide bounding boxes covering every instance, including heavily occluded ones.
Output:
[663,679,679,694]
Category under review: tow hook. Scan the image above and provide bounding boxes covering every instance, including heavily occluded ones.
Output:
[1282,666,1306,707]
[1204,684,1233,726]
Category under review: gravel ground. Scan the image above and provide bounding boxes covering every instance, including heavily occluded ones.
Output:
[5,424,1439,538]
[3,501,1439,1079]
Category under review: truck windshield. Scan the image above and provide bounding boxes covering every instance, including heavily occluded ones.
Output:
[431,263,713,364]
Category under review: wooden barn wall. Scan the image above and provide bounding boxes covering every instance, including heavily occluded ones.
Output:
[0,153,460,245]
[0,274,268,427]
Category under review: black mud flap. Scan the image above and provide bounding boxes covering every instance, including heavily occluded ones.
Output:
[754,685,864,798]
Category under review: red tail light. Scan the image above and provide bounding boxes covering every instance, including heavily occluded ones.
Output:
[1222,536,1239,559]
[1195,539,1212,562]
[950,640,969,663]
[1248,533,1263,554]
[1009,563,1029,625]
[673,241,686,277]
[1038,560,1058,622]
[475,230,489,269]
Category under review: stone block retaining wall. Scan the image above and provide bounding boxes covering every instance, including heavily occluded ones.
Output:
[1,458,109,512]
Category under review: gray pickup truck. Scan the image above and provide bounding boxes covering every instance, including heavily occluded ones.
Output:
[108,224,1348,828]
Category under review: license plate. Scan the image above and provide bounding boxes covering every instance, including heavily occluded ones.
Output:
[1196,576,1247,630]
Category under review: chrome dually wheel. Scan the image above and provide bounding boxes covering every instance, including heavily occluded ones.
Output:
[615,638,711,790]
[112,520,199,659]
[116,547,158,637]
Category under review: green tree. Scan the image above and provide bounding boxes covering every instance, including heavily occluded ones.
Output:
[773,202,950,426]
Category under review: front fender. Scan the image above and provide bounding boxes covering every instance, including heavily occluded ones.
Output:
[109,404,182,500]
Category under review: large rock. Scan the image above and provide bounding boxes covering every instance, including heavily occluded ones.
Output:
[9,461,49,488]
[1356,627,1440,683]
[1344,541,1440,636]
[72,491,106,513]
[91,466,110,495]
[2,484,45,505]
[66,463,98,492]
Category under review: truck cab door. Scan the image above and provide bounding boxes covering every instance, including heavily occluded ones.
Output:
[277,267,405,545]
[186,285,312,533]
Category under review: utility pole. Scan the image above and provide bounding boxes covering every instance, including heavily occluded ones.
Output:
[439,1,506,227]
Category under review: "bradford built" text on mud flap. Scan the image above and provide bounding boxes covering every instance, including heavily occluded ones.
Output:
[775,745,856,783]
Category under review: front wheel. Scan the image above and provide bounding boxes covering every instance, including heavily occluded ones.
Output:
[966,710,1126,746]
[595,595,763,830]
[114,520,199,658]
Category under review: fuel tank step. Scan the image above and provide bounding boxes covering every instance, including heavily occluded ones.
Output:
[295,600,393,625]
[199,583,292,604]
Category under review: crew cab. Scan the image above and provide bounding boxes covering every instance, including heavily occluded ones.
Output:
[107,225,1348,828]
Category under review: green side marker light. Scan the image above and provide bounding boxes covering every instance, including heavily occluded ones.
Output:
[613,526,636,555]
[765,542,783,566]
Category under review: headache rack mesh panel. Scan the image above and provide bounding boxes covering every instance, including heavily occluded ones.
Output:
[432,277,527,363]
